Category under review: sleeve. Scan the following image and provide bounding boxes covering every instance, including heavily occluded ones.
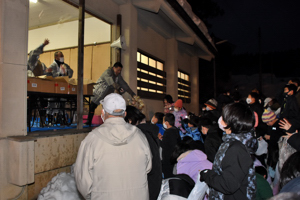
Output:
[27,43,45,71]
[201,142,253,194]
[46,62,60,77]
[204,139,216,162]
[65,64,73,78]
[100,67,115,86]
[74,136,94,199]
[118,75,136,97]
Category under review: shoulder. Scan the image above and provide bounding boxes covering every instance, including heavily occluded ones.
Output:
[48,62,57,68]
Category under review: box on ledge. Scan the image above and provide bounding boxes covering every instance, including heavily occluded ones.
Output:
[27,78,42,92]
[55,82,68,94]
[68,84,77,94]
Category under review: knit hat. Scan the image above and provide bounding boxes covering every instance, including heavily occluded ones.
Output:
[262,109,276,123]
[204,98,218,110]
[174,99,183,108]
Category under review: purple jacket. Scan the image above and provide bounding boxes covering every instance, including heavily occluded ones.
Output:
[173,109,188,130]
[177,150,212,183]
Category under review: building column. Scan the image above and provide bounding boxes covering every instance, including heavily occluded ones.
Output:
[190,56,199,115]
[0,0,29,199]
[119,3,138,96]
[165,38,178,100]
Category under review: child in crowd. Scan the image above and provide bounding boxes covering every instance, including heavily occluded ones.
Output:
[160,113,181,179]
[255,166,273,200]
[151,112,165,140]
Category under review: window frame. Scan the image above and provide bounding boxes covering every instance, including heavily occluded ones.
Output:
[137,50,166,100]
[178,70,191,103]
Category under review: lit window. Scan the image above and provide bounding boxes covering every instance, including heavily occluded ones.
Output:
[149,58,156,68]
[178,70,191,103]
[141,54,148,65]
[137,51,166,100]
[137,52,140,62]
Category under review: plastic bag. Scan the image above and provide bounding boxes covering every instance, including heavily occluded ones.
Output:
[255,138,268,156]
[187,173,208,200]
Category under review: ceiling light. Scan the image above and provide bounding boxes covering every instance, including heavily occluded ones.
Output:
[30,0,38,3]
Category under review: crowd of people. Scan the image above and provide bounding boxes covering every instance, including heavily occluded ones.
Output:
[72,77,300,200]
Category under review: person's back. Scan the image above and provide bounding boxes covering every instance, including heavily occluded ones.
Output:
[74,93,152,200]
[75,117,152,200]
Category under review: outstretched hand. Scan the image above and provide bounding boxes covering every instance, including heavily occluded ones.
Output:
[44,38,50,46]
[279,118,292,131]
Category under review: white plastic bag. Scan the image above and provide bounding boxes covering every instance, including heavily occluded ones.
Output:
[255,138,268,156]
[187,173,208,200]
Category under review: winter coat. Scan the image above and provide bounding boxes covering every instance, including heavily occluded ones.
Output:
[47,61,73,78]
[173,109,188,129]
[204,125,223,163]
[182,127,204,143]
[161,126,181,178]
[74,117,152,200]
[137,123,162,200]
[279,95,300,129]
[91,67,135,105]
[27,43,48,76]
[176,150,212,183]
[255,173,273,200]
[201,132,257,200]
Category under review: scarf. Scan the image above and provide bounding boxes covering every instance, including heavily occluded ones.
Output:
[209,131,257,200]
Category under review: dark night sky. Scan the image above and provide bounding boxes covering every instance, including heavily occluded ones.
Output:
[207,0,300,54]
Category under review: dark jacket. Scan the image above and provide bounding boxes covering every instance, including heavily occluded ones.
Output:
[137,123,162,200]
[204,125,223,162]
[201,132,257,200]
[279,95,300,129]
[160,126,181,179]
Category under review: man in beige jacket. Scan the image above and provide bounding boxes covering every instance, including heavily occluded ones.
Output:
[74,93,152,200]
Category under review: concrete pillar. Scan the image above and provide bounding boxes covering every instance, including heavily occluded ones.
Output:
[165,38,178,99]
[0,0,28,137]
[119,3,138,96]
[0,0,29,199]
[190,56,199,115]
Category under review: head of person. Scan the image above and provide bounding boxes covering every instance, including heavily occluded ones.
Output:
[54,51,64,63]
[284,84,297,97]
[163,94,174,105]
[124,105,146,125]
[288,78,300,87]
[221,102,255,134]
[163,113,175,129]
[174,99,183,112]
[246,92,259,104]
[188,115,200,128]
[100,93,126,121]
[255,166,268,179]
[204,98,217,111]
[262,109,277,126]
[170,136,194,164]
[280,151,300,189]
[199,117,213,135]
[151,112,164,124]
[112,62,123,76]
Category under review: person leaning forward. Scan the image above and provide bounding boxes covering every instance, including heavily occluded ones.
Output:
[85,62,136,126]
[74,93,152,200]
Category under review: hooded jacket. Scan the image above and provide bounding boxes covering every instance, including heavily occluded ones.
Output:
[74,117,152,200]
[177,150,212,183]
